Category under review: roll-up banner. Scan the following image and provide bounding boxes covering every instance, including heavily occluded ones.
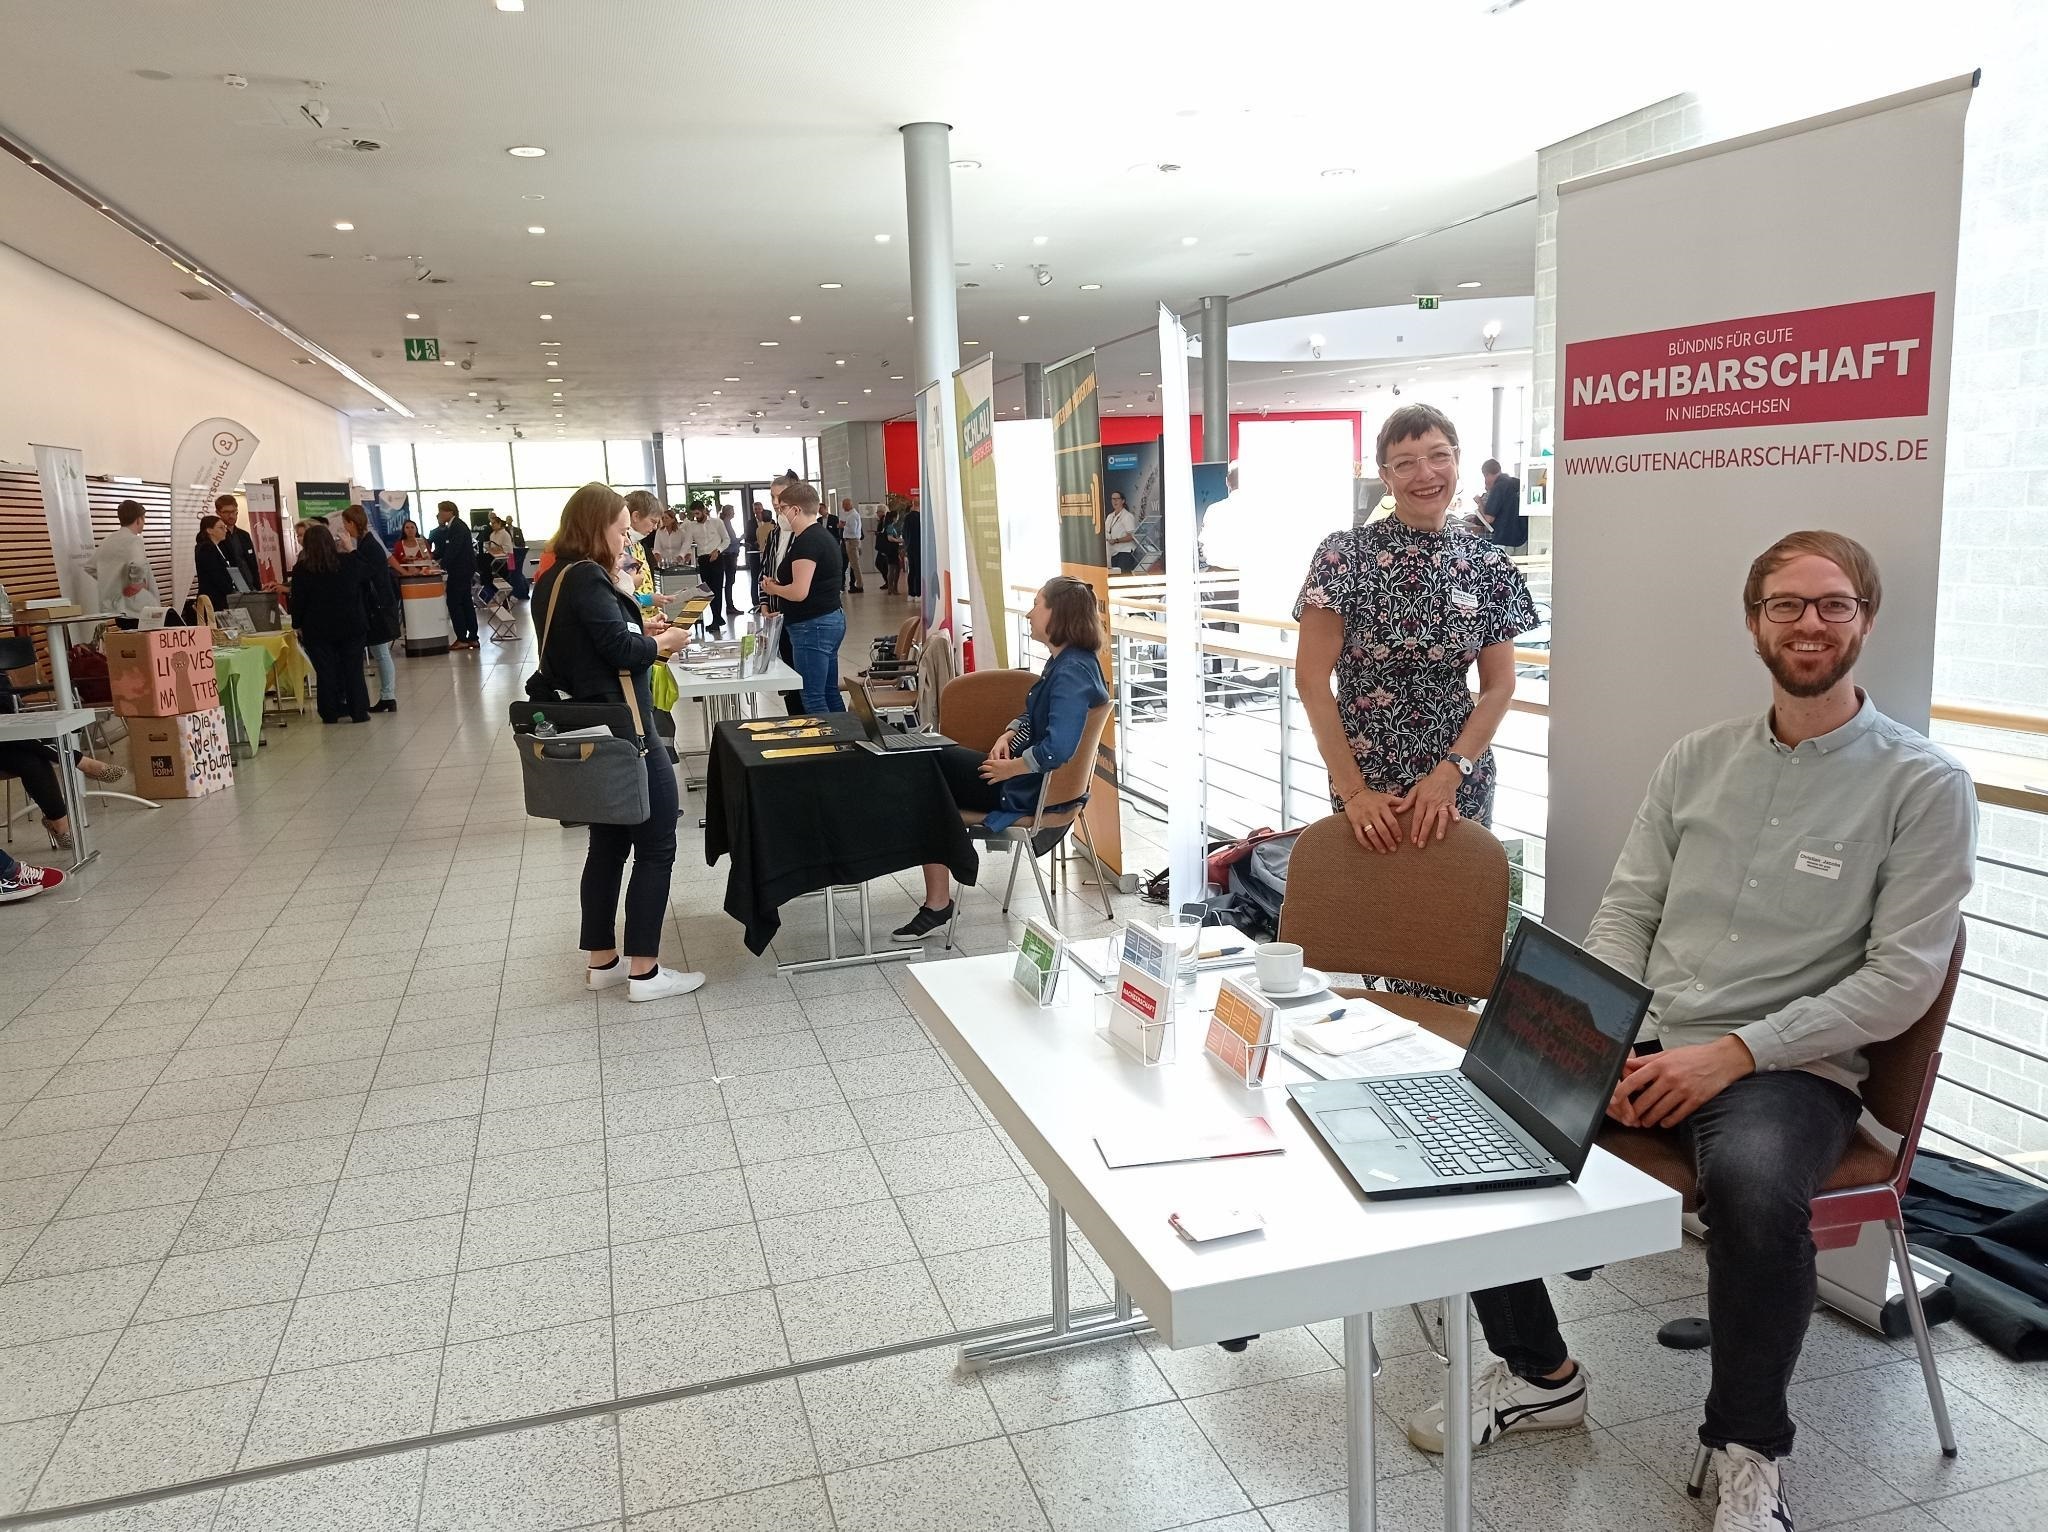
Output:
[914,383,955,639]
[1157,305,1204,911]
[1047,348,1124,877]
[244,480,285,588]
[169,418,259,605]
[952,354,1007,670]
[32,444,91,609]
[1546,74,1975,938]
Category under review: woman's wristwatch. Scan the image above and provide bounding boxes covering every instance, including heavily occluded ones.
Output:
[1444,753,1475,778]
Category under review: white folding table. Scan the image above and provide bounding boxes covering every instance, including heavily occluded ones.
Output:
[667,656,802,790]
[906,953,1682,1532]
[0,708,104,870]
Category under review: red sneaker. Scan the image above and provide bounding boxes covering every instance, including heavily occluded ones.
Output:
[0,863,64,903]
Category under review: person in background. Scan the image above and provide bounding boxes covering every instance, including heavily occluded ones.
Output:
[194,515,247,610]
[485,514,516,597]
[750,502,776,609]
[1404,533,1975,1532]
[839,498,865,593]
[531,482,702,1003]
[393,519,432,566]
[214,495,263,590]
[507,520,530,600]
[1476,458,1527,553]
[874,507,902,595]
[1105,489,1141,574]
[290,522,371,724]
[892,576,1109,942]
[341,505,403,714]
[85,499,161,625]
[0,844,64,904]
[652,508,692,570]
[902,498,923,599]
[699,502,741,634]
[429,501,479,650]
[760,481,844,714]
[619,491,667,612]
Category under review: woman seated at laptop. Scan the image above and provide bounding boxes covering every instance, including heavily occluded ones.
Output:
[891,576,1109,943]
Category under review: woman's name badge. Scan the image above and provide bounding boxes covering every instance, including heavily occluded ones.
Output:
[1450,589,1480,613]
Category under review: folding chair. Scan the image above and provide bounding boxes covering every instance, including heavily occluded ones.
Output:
[947,700,1116,928]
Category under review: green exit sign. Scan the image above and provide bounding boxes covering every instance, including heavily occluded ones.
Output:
[1415,295,1440,311]
[404,337,441,362]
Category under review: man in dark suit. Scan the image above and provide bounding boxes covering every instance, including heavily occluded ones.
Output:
[1477,459,1527,553]
[214,494,264,588]
[429,500,480,649]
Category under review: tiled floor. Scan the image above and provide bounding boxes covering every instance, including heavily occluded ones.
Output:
[3,588,2045,1530]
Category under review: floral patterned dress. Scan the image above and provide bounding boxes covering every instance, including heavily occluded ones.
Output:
[1294,516,1537,824]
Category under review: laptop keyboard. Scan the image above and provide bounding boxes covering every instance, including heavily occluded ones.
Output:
[1371,1075,1544,1178]
[881,731,947,750]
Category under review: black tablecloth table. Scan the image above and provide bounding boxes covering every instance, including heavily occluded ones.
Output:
[704,713,979,954]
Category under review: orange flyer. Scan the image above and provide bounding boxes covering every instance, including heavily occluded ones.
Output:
[1205,979,1273,1082]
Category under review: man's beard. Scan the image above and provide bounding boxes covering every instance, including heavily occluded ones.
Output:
[1761,629,1863,697]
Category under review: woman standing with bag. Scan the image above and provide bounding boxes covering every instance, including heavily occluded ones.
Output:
[342,506,403,714]
[531,483,703,1004]
[289,523,372,725]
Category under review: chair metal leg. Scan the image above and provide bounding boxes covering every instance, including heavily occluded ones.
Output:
[1072,816,1116,920]
[1411,1300,1449,1365]
[1001,842,1024,914]
[1686,1441,1711,1497]
[1889,1218,1959,1457]
[1022,836,1056,915]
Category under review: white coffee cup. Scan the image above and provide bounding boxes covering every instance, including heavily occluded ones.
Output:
[1255,941,1304,993]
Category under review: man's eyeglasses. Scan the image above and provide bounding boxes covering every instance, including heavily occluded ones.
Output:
[1751,595,1868,624]
[1381,447,1459,479]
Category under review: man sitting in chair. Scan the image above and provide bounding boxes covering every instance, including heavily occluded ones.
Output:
[1405,531,1975,1532]
[890,576,1109,943]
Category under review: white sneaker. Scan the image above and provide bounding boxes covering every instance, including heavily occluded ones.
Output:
[1713,1445,1794,1532]
[1405,1360,1589,1454]
[586,961,630,992]
[628,966,706,1003]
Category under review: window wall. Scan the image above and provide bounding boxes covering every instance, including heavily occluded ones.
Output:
[350,436,820,544]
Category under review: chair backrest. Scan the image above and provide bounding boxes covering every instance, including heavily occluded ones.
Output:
[939,669,1037,754]
[896,615,923,655]
[1278,812,1510,999]
[0,636,38,676]
[1861,923,1966,1175]
[1031,702,1113,819]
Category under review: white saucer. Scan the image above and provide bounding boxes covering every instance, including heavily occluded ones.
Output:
[1254,968,1330,1001]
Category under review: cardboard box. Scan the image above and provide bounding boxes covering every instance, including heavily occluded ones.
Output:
[105,627,219,717]
[127,707,234,800]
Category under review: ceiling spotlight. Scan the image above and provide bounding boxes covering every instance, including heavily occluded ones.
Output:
[495,0,525,11]
[1181,235,1199,246]
[949,159,982,170]
[712,390,722,395]
[468,391,479,397]
[1319,167,1356,177]
[1032,235,1049,246]
[529,279,555,287]
[443,359,456,366]
[833,358,846,366]
[873,233,891,243]
[759,340,779,347]
[1017,315,1030,323]
[332,221,354,231]
[787,389,797,395]
[1458,280,1483,289]
[964,340,981,347]
[527,225,546,235]
[405,312,420,320]
[789,315,801,323]
[552,391,562,398]
[546,377,562,383]
[863,388,873,394]
[1032,266,1053,287]
[723,377,740,382]
[521,193,546,201]
[538,314,554,322]
[506,145,547,157]
[888,375,904,381]
[540,340,561,346]
[836,401,848,406]
[1079,282,1102,291]
[1138,371,1153,378]
[819,281,843,290]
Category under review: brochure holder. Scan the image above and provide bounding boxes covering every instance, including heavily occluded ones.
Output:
[1204,977,1278,1089]
[1010,916,1066,1008]
[1097,960,1175,1067]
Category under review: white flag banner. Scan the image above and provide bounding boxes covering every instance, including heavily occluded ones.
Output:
[169,418,260,605]
[32,444,91,609]
[1156,304,1204,912]
[1545,74,1975,936]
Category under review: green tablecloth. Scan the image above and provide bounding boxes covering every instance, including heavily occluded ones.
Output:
[212,643,270,749]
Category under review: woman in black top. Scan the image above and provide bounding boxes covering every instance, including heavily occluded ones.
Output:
[530,482,701,1005]
[874,508,902,594]
[342,506,403,713]
[289,523,371,724]
[759,482,845,715]
[194,515,243,609]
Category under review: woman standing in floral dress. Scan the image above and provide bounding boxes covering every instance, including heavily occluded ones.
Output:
[1294,401,1535,872]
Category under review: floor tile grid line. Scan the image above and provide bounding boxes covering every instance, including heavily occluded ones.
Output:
[0,1276,1079,1526]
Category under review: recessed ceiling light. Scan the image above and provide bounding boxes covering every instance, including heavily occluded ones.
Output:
[405,312,420,320]
[333,221,354,231]
[1139,371,1152,378]
[1457,280,1483,289]
[873,233,891,243]
[485,412,496,418]
[507,145,546,157]
[950,159,981,170]
[546,377,562,383]
[965,340,981,347]
[443,359,456,366]
[836,400,848,406]
[552,392,562,398]
[495,0,525,12]
[888,375,904,381]
[759,340,778,346]
[555,411,563,416]
[787,389,797,395]
[817,409,825,414]
[712,390,722,395]
[540,340,561,346]
[1181,235,1199,246]
[1017,315,1030,323]
[521,192,546,201]
[527,225,546,235]
[468,391,479,397]
[723,377,740,382]
[1319,167,1356,177]
[307,253,334,260]
[1032,235,1049,246]
[863,388,872,394]
[834,358,846,367]
[789,315,801,323]
[819,282,843,290]
[529,279,555,287]
[1079,282,1102,291]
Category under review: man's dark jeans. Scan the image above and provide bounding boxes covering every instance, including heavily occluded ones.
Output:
[1470,1064,1862,1458]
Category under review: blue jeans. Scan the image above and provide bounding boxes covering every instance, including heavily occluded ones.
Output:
[0,845,18,881]
[368,642,396,702]
[1470,1060,1861,1458]
[786,609,846,715]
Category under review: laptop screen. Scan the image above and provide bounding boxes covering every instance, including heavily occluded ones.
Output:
[1462,922,1651,1172]
[843,683,885,741]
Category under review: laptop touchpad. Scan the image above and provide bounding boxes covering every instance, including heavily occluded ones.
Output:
[1323,1106,1397,1144]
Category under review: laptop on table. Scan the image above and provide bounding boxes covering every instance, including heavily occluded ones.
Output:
[846,683,950,753]
[1287,921,1651,1199]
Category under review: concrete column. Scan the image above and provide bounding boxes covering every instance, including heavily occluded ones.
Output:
[651,431,668,504]
[1022,361,1046,420]
[901,122,962,403]
[1489,387,1503,464]
[1200,295,1230,463]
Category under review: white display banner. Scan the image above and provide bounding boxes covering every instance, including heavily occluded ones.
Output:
[914,383,959,641]
[32,444,91,609]
[169,417,260,605]
[1546,75,1975,937]
[1157,305,1205,911]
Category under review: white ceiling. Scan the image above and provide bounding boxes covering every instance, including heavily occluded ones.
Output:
[0,0,1994,444]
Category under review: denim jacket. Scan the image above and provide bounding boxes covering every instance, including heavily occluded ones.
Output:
[984,645,1110,832]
